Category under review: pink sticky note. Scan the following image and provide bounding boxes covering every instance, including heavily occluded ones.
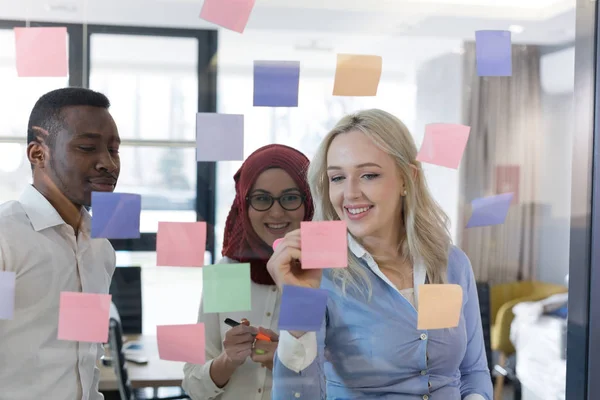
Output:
[157,324,205,364]
[157,222,207,267]
[57,292,111,343]
[14,27,68,77]
[416,124,471,169]
[199,0,256,33]
[300,221,348,269]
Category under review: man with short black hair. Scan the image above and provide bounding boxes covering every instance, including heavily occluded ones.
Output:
[0,87,121,399]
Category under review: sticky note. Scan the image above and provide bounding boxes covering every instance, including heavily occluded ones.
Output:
[58,292,111,343]
[466,192,514,228]
[0,271,16,320]
[202,263,251,313]
[157,222,207,267]
[199,0,256,33]
[416,124,471,169]
[417,284,463,330]
[253,60,300,107]
[333,54,382,96]
[157,324,205,364]
[278,285,327,332]
[301,221,348,269]
[91,192,141,239]
[196,113,244,162]
[14,27,68,77]
[475,30,512,77]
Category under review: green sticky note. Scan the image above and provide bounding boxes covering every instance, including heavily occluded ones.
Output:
[202,263,251,313]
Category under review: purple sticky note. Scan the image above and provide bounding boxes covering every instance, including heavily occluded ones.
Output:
[475,30,512,77]
[278,285,327,332]
[196,113,244,162]
[253,61,300,107]
[0,271,16,320]
[466,192,514,228]
[91,192,141,239]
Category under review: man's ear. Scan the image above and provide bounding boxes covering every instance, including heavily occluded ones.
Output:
[27,126,51,169]
[27,142,46,169]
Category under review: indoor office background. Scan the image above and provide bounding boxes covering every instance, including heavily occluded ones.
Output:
[0,0,589,399]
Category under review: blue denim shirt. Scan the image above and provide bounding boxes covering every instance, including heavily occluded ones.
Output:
[272,243,493,400]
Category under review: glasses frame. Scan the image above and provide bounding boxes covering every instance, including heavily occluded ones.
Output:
[245,193,306,212]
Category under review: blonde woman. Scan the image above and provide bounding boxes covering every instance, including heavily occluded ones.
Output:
[267,109,492,399]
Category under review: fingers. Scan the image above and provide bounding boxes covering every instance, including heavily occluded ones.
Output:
[227,324,257,337]
[253,339,277,353]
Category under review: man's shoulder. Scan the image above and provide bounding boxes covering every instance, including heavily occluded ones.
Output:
[0,200,30,231]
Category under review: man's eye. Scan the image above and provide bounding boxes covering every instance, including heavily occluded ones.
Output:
[79,146,95,152]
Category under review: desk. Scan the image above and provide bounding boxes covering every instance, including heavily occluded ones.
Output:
[99,335,185,391]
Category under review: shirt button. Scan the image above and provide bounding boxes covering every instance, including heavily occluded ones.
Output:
[423,396,429,400]
[420,333,428,340]
[272,287,277,292]
[266,312,272,317]
[258,388,262,393]
[294,393,301,398]
[421,370,427,375]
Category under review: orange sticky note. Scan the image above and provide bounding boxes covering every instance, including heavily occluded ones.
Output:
[300,221,348,269]
[157,324,205,364]
[157,221,207,267]
[417,284,463,330]
[199,0,256,33]
[332,54,382,96]
[14,27,68,77]
[57,292,111,343]
[416,124,471,169]
[255,332,271,342]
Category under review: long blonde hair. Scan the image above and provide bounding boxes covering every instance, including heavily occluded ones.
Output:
[307,109,451,298]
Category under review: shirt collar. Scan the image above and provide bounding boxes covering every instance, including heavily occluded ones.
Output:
[19,185,91,233]
[347,233,427,287]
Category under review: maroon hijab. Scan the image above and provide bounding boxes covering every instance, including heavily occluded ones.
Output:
[222,144,314,285]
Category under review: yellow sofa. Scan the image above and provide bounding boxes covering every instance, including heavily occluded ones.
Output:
[490,281,567,399]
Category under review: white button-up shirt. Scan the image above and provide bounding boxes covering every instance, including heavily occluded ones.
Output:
[0,185,116,400]
[183,257,280,400]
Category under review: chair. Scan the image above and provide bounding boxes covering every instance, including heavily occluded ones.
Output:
[475,282,493,374]
[490,281,567,399]
[108,318,190,400]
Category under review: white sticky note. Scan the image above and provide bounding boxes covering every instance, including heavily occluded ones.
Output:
[0,271,16,320]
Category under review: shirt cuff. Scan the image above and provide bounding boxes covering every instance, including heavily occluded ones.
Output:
[191,359,226,397]
[464,394,487,400]
[277,331,318,373]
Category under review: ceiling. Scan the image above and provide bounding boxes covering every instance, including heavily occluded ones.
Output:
[0,0,575,44]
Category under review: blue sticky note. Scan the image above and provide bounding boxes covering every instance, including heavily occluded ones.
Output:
[466,192,514,228]
[278,285,327,332]
[253,60,300,107]
[91,192,141,239]
[475,30,512,77]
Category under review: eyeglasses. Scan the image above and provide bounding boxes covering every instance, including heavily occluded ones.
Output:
[246,193,305,212]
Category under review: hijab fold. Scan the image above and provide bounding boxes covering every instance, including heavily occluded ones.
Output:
[222,144,314,285]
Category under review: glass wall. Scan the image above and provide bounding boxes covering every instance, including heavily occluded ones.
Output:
[1,0,592,397]
[211,3,576,399]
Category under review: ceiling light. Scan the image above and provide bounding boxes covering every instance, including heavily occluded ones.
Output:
[509,25,525,34]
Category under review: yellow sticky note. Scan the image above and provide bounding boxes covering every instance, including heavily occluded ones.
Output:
[417,284,463,330]
[332,54,382,96]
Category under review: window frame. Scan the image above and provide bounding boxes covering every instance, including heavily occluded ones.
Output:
[0,20,218,262]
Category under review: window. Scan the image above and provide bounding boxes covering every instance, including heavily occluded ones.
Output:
[89,34,199,234]
[0,26,69,204]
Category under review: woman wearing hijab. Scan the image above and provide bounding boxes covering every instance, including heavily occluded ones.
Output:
[182,144,314,400]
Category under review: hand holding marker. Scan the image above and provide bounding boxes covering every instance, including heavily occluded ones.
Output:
[224,318,272,354]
